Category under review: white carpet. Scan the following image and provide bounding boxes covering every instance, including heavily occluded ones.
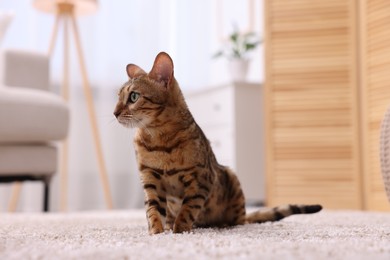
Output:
[0,209,389,260]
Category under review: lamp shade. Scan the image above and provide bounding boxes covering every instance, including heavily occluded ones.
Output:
[33,0,98,15]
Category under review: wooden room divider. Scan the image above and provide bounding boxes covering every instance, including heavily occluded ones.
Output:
[264,0,390,210]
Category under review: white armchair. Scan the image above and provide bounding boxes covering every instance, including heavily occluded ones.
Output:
[0,49,69,211]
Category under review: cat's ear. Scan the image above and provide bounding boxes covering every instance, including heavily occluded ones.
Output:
[149,52,174,87]
[126,64,146,79]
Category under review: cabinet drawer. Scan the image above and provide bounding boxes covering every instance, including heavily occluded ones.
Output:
[185,86,233,127]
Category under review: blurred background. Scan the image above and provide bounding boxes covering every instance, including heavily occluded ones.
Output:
[0,0,265,211]
[2,0,389,213]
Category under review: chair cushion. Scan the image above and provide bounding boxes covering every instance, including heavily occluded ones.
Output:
[0,144,57,175]
[0,86,69,143]
[0,49,49,91]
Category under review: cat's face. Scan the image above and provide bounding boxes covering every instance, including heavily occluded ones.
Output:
[114,52,174,129]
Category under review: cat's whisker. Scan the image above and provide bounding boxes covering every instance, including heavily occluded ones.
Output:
[122,115,134,120]
[129,121,133,128]
[135,119,153,137]
[129,116,153,139]
[98,114,117,118]
[107,118,118,125]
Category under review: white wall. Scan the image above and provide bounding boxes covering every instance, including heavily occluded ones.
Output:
[0,0,264,211]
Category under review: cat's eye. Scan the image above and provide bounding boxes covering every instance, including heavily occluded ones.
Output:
[129,92,140,103]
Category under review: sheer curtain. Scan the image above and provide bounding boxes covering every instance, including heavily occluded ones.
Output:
[0,0,263,211]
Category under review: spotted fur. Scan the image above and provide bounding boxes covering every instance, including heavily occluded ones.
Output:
[114,52,322,234]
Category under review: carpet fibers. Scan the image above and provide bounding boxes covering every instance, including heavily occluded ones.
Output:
[0,209,389,259]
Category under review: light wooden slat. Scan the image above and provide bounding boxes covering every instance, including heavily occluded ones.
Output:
[274,111,350,128]
[271,1,347,10]
[367,0,388,12]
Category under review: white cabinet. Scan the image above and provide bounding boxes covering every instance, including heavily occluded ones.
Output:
[184,82,265,204]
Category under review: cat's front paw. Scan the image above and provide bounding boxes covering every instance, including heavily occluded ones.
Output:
[148,221,164,235]
[173,223,193,233]
[149,225,164,235]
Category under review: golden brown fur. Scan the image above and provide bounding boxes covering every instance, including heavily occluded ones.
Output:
[114,52,322,234]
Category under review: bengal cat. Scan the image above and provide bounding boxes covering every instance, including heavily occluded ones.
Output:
[114,52,322,234]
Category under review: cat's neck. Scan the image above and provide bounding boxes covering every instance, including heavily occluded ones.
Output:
[137,103,194,143]
[139,106,193,137]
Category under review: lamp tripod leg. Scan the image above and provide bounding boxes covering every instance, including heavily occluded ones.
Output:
[48,14,61,56]
[69,13,113,209]
[59,14,70,211]
[8,182,22,212]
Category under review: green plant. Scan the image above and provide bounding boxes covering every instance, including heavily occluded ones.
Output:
[214,28,261,60]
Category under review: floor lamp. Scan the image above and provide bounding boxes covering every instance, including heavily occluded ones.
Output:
[30,0,113,210]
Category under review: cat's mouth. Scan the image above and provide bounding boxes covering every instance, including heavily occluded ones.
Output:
[117,114,148,129]
[117,115,136,128]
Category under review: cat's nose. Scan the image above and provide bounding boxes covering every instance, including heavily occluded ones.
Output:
[114,111,120,118]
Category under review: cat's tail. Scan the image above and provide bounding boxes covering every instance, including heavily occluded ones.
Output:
[245,204,322,224]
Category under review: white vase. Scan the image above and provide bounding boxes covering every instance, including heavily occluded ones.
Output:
[228,59,249,82]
